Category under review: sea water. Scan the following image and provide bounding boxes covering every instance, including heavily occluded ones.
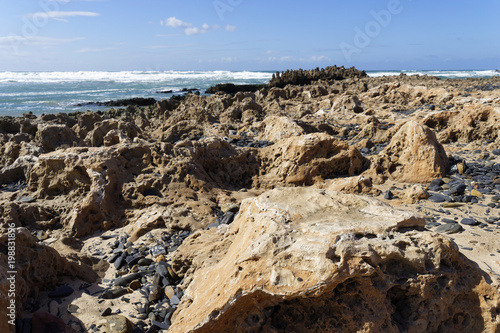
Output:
[0,70,498,116]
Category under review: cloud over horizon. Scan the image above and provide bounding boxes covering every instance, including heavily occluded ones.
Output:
[26,11,100,22]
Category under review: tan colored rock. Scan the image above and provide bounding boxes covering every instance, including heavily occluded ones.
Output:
[35,123,79,152]
[365,121,449,183]
[170,187,500,333]
[423,105,500,144]
[0,228,99,318]
[258,133,366,187]
[398,184,431,204]
[318,175,381,196]
[256,116,305,142]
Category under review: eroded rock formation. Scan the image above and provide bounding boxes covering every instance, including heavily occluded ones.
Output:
[171,188,500,333]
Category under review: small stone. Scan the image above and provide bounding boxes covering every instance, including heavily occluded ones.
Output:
[169,295,180,306]
[67,304,79,314]
[154,254,166,263]
[491,149,500,156]
[427,194,450,203]
[470,189,483,198]
[101,307,112,317]
[149,286,163,302]
[47,300,60,316]
[384,190,394,200]
[461,218,480,226]
[138,258,154,267]
[450,183,467,195]
[164,286,175,300]
[442,202,464,208]
[128,279,142,291]
[105,315,133,333]
[35,230,49,241]
[457,163,465,175]
[436,223,463,234]
[115,272,143,287]
[150,245,166,257]
[156,261,170,278]
[101,288,129,299]
[48,285,74,298]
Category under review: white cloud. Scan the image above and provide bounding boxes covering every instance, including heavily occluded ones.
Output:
[225,24,237,32]
[162,17,231,36]
[161,17,191,28]
[26,11,100,23]
[184,27,205,36]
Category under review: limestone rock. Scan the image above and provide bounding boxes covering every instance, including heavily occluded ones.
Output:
[0,228,99,316]
[35,123,79,152]
[256,116,305,142]
[318,175,381,196]
[423,105,500,144]
[170,188,499,333]
[105,315,133,333]
[365,121,449,183]
[258,133,366,187]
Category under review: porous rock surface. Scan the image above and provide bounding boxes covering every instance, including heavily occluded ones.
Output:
[171,187,499,333]
[0,73,499,331]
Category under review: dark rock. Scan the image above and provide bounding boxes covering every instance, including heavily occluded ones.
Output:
[156,261,170,278]
[105,315,133,333]
[115,272,143,287]
[75,97,156,107]
[461,218,480,226]
[435,223,463,234]
[430,178,445,187]
[384,190,394,200]
[101,307,112,317]
[428,194,450,203]
[48,285,74,298]
[101,288,129,299]
[206,83,266,94]
[492,149,500,156]
[449,183,467,195]
[269,66,367,88]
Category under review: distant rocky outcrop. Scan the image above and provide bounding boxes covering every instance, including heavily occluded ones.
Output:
[206,83,267,94]
[74,97,157,107]
[269,65,367,88]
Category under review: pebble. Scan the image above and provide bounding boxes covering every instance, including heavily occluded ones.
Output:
[105,315,133,333]
[101,288,129,299]
[164,286,175,300]
[427,194,450,203]
[115,272,144,287]
[67,304,79,314]
[449,183,467,195]
[470,189,483,197]
[442,202,465,208]
[384,190,394,200]
[461,218,480,226]
[435,223,463,234]
[492,149,500,156]
[101,307,113,317]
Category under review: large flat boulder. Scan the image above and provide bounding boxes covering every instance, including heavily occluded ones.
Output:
[171,187,499,333]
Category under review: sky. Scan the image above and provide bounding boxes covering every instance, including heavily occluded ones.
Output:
[0,0,499,72]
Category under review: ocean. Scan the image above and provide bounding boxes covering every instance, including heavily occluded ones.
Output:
[0,70,498,117]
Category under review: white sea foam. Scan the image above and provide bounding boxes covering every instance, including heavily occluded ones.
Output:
[367,70,499,78]
[0,70,273,83]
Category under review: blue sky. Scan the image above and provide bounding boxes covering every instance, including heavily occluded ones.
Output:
[0,0,499,71]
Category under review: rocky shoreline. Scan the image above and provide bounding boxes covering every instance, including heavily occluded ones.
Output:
[1,70,499,332]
